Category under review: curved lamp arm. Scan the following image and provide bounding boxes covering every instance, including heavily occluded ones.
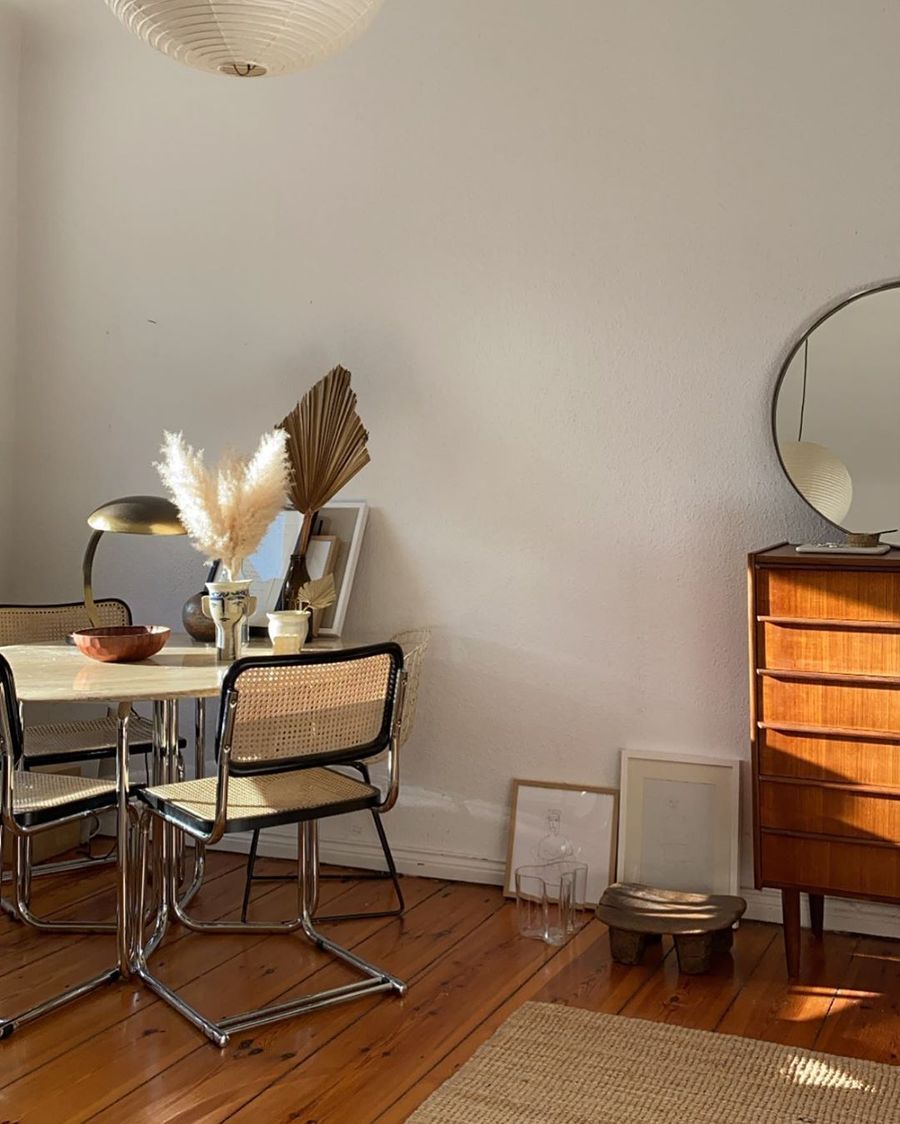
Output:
[82,530,104,628]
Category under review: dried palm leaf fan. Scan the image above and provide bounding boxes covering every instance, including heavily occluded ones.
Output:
[279,365,370,614]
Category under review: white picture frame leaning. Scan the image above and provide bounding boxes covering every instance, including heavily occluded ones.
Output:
[209,502,367,636]
[617,750,740,896]
[313,500,369,637]
[503,780,619,907]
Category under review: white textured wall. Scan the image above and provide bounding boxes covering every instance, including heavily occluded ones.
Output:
[11,1,900,921]
[0,4,19,590]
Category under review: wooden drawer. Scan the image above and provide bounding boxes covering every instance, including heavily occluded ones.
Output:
[759,780,900,843]
[760,675,900,735]
[758,567,900,622]
[759,729,900,787]
[760,832,900,901]
[759,621,900,676]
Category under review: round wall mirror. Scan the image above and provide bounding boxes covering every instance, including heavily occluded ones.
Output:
[773,281,900,545]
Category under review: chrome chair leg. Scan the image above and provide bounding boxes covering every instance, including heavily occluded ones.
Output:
[179,698,207,910]
[134,818,406,1047]
[0,827,120,1039]
[0,967,120,1040]
[5,832,116,934]
[240,764,405,924]
[0,824,14,921]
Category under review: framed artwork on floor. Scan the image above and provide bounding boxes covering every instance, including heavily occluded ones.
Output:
[616,750,740,896]
[504,780,619,907]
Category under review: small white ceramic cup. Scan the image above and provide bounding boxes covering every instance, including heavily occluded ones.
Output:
[266,610,310,655]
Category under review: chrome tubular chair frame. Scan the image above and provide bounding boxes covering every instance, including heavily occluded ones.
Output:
[0,599,182,891]
[132,644,409,1047]
[0,661,130,1039]
[239,630,430,924]
[240,760,405,924]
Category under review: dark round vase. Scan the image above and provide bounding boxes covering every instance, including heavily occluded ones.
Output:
[182,591,215,643]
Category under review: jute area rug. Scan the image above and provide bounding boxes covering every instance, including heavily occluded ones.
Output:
[409,1002,900,1123]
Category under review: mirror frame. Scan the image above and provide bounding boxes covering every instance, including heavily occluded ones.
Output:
[771,277,900,534]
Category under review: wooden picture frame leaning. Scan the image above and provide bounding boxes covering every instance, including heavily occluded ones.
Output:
[503,779,619,907]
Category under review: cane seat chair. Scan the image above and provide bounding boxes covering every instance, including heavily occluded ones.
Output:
[0,600,175,897]
[132,643,408,1047]
[240,628,431,923]
[0,655,126,1039]
[0,600,159,767]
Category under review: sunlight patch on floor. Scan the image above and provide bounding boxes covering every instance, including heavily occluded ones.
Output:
[782,1056,873,1091]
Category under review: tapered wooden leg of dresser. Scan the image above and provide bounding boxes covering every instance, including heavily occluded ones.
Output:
[781,889,801,977]
[808,893,824,939]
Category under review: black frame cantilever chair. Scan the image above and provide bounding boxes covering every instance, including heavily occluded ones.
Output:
[0,600,186,900]
[0,655,129,1039]
[131,643,408,1047]
[240,628,431,923]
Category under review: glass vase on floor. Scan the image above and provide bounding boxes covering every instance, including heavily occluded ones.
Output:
[515,861,589,946]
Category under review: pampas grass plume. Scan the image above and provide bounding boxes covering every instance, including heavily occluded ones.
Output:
[156,429,289,577]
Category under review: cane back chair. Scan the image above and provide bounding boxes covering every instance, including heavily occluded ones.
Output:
[132,643,408,1047]
[240,628,431,924]
[0,655,128,1039]
[0,600,189,893]
[0,600,158,770]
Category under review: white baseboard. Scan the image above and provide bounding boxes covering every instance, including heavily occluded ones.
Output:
[214,828,506,885]
[215,829,900,938]
[740,887,900,939]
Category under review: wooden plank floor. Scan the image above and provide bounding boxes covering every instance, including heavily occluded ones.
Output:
[1,855,898,1122]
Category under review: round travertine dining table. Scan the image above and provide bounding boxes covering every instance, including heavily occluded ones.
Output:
[0,632,347,974]
[0,632,345,705]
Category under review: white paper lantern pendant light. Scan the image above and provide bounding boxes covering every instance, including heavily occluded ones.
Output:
[105,1,385,78]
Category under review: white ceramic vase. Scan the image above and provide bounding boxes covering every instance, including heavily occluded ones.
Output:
[202,579,256,662]
[266,610,310,655]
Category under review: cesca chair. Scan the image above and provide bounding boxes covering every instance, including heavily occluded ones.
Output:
[0,600,185,894]
[0,599,157,773]
[0,654,129,1038]
[131,643,408,1047]
[240,628,431,923]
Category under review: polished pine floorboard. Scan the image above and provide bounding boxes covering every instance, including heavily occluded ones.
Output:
[1,853,898,1122]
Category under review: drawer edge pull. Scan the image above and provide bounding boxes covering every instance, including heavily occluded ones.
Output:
[758,616,900,631]
[759,775,900,799]
[760,827,900,850]
[758,668,900,686]
[759,721,900,743]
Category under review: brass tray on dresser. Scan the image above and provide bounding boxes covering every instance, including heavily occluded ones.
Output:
[749,543,900,976]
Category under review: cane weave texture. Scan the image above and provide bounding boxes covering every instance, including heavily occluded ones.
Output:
[24,715,154,760]
[228,653,395,766]
[392,630,430,748]
[0,600,130,645]
[143,767,377,828]
[410,1002,900,1124]
[362,629,431,766]
[11,771,117,815]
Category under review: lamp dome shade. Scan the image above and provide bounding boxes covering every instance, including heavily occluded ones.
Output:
[780,441,853,525]
[87,496,186,536]
[104,1,385,78]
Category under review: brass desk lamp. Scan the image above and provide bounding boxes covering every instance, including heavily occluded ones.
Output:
[83,496,185,625]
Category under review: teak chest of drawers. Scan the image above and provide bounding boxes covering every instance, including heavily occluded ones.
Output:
[749,544,900,976]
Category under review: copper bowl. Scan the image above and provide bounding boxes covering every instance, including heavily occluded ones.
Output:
[72,625,171,663]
